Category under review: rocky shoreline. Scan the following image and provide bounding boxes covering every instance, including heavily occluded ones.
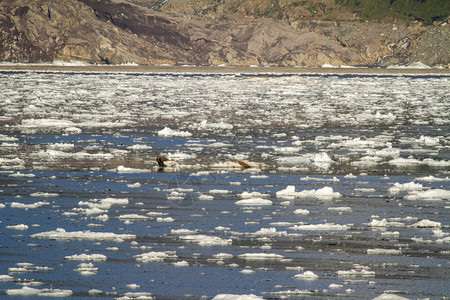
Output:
[1,0,448,67]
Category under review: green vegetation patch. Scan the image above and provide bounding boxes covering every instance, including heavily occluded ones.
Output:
[335,0,449,25]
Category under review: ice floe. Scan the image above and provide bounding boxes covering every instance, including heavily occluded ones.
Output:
[135,251,177,263]
[235,198,273,206]
[10,201,50,209]
[294,271,319,280]
[276,185,341,199]
[178,234,232,246]
[74,262,98,276]
[237,253,284,260]
[65,254,107,261]
[290,223,350,231]
[367,248,402,255]
[6,224,29,230]
[388,181,423,194]
[6,287,73,297]
[404,189,450,201]
[212,294,263,300]
[31,228,136,241]
[157,127,192,137]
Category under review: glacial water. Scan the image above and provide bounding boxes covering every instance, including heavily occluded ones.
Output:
[0,69,449,299]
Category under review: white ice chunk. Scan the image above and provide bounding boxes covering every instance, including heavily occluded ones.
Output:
[237,253,284,260]
[290,223,350,231]
[388,182,423,194]
[6,287,73,297]
[157,127,192,137]
[65,254,107,261]
[294,271,319,280]
[337,268,375,277]
[414,176,450,182]
[240,191,270,198]
[367,248,402,255]
[30,192,59,197]
[412,219,441,228]
[372,292,411,300]
[293,208,310,215]
[416,135,439,145]
[117,166,152,173]
[276,186,341,199]
[212,294,264,300]
[213,253,233,259]
[235,198,273,206]
[198,194,214,200]
[0,275,14,281]
[135,251,177,263]
[173,261,189,267]
[31,228,135,242]
[118,214,150,220]
[10,201,50,209]
[404,189,450,201]
[74,262,98,275]
[6,224,28,230]
[179,234,232,246]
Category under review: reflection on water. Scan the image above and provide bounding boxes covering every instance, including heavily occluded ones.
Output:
[0,70,449,299]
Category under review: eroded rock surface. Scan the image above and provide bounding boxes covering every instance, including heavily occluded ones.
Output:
[0,0,448,66]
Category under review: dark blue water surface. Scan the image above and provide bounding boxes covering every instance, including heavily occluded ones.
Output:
[0,70,449,299]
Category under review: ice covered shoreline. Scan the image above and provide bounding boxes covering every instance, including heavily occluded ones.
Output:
[1,64,449,76]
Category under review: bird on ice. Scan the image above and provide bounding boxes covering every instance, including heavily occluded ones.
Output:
[156,155,178,168]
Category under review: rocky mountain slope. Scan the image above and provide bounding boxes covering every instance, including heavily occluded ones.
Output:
[0,0,448,67]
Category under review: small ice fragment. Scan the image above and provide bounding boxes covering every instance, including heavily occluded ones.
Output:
[198,194,214,200]
[135,251,177,262]
[293,209,310,215]
[367,248,402,255]
[290,223,349,231]
[209,189,231,194]
[328,207,352,212]
[6,287,73,297]
[179,235,232,246]
[74,262,98,275]
[412,219,441,228]
[329,284,343,289]
[294,271,319,280]
[276,186,340,199]
[156,217,175,222]
[31,228,135,241]
[372,292,411,300]
[213,253,233,259]
[235,198,272,206]
[118,214,149,220]
[237,253,284,260]
[6,224,29,230]
[388,182,423,194]
[0,275,14,281]
[212,294,263,300]
[65,254,107,261]
[88,289,103,295]
[157,127,192,137]
[30,192,59,197]
[173,261,189,267]
[404,189,450,201]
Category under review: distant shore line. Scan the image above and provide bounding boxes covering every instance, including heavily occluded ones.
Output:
[1,64,449,76]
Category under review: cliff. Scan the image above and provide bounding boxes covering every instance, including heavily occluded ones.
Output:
[0,0,448,67]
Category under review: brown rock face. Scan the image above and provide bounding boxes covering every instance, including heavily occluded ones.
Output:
[0,0,448,67]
